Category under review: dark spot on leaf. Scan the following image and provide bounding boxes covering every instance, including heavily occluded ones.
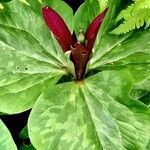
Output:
[16,66,20,70]
[25,67,28,70]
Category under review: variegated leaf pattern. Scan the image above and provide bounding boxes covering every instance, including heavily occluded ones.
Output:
[0,0,73,113]
[74,0,150,79]
[88,0,150,76]
[28,71,150,150]
[0,119,17,150]
[90,28,150,71]
[0,68,61,114]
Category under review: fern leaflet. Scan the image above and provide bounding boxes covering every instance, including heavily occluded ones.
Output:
[111,0,150,34]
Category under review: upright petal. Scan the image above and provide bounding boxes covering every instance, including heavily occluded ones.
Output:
[85,8,108,52]
[71,43,90,80]
[42,6,74,52]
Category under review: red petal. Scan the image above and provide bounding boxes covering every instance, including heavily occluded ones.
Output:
[85,8,108,52]
[42,6,74,52]
[71,43,90,80]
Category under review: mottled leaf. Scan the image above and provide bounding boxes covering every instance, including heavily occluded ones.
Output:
[89,28,150,82]
[28,71,150,150]
[0,119,17,150]
[0,0,73,113]
[0,68,61,114]
[89,1,150,78]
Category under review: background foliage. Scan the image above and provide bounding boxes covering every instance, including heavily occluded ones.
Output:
[111,0,150,34]
[0,0,149,149]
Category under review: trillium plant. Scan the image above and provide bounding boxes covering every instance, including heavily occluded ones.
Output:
[42,6,108,80]
[0,0,150,150]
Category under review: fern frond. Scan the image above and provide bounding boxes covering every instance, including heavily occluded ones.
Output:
[135,0,150,9]
[111,0,150,34]
[98,0,108,12]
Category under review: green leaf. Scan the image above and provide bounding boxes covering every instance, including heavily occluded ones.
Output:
[0,0,12,3]
[146,140,150,150]
[74,0,100,36]
[95,0,125,36]
[88,0,150,78]
[90,28,150,77]
[28,71,150,149]
[29,81,103,150]
[0,0,73,113]
[130,76,150,106]
[26,0,73,33]
[111,0,150,34]
[19,126,36,150]
[74,0,138,73]
[0,68,61,114]
[98,0,108,12]
[0,0,67,73]
[132,77,150,92]
[0,119,17,150]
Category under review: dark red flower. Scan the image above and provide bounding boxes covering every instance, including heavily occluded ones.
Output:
[42,6,108,80]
